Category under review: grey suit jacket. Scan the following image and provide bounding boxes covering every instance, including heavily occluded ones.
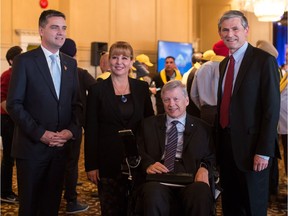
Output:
[7,46,82,160]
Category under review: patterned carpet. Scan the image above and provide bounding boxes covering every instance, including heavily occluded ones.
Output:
[1,142,287,215]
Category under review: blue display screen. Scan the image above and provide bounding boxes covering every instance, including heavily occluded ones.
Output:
[157,40,193,75]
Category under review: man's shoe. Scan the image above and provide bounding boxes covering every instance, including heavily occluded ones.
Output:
[66,200,89,214]
[1,192,19,204]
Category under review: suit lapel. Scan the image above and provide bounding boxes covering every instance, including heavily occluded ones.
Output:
[156,115,167,154]
[156,114,197,155]
[232,44,254,95]
[218,57,229,103]
[106,77,142,127]
[218,44,253,101]
[105,77,125,125]
[59,53,71,100]
[127,78,139,126]
[34,47,58,100]
[182,115,197,152]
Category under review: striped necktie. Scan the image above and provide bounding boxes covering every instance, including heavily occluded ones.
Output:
[164,120,179,172]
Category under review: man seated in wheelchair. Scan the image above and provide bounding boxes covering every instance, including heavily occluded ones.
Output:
[135,80,216,216]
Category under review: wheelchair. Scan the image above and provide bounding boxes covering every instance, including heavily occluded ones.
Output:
[120,133,221,216]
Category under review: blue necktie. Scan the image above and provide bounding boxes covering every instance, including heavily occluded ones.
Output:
[164,120,179,172]
[50,54,61,98]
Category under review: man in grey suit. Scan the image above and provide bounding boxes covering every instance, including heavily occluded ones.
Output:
[7,10,81,216]
[136,80,215,216]
[216,10,280,216]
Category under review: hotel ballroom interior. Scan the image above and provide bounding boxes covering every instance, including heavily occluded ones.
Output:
[0,0,287,215]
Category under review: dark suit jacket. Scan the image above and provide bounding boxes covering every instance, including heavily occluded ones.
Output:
[84,76,154,178]
[217,43,280,171]
[7,46,82,160]
[138,114,215,177]
[152,73,166,114]
[77,67,97,126]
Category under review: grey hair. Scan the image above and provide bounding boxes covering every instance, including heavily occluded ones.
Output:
[218,10,249,31]
[161,80,188,98]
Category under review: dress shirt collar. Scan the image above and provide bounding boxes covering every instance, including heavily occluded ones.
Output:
[41,45,60,62]
[230,41,248,64]
[166,113,186,127]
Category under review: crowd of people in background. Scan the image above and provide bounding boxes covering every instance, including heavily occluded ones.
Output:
[0,8,287,216]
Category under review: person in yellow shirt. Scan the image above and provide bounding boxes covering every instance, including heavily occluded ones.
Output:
[97,52,111,81]
[131,54,153,80]
[152,56,182,114]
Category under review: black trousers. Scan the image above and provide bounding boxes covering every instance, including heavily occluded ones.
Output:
[269,157,279,196]
[1,114,15,196]
[200,105,217,127]
[64,133,82,202]
[136,181,214,216]
[219,128,270,216]
[16,149,66,216]
[97,173,129,216]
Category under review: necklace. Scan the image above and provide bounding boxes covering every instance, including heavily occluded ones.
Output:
[112,80,129,103]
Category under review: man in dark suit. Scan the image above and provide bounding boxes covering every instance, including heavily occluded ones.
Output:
[60,37,94,214]
[7,10,82,216]
[216,10,280,216]
[136,80,215,216]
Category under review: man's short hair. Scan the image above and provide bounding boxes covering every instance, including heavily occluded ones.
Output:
[218,10,248,32]
[6,46,22,66]
[192,52,203,64]
[60,38,77,57]
[39,9,65,28]
[165,56,175,61]
[161,80,188,98]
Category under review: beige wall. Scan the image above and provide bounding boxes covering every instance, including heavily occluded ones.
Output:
[1,0,273,76]
[196,1,232,51]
